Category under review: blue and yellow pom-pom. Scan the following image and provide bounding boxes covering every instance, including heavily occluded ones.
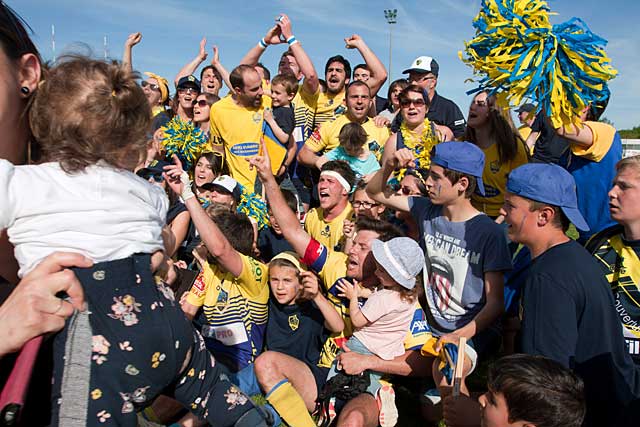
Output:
[460,0,617,128]
[161,117,208,171]
[236,185,270,231]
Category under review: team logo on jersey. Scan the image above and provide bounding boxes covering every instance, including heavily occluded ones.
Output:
[288,314,299,331]
[215,289,228,311]
[320,225,331,238]
[490,160,500,174]
[252,112,262,124]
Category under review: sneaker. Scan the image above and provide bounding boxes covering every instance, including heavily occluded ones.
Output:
[377,385,398,427]
[316,396,337,427]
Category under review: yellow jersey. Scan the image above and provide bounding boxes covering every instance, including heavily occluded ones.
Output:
[304,114,390,160]
[186,254,269,368]
[209,95,272,190]
[292,85,346,145]
[472,141,529,217]
[304,203,354,252]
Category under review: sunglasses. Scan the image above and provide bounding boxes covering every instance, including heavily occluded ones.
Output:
[141,80,160,91]
[400,98,426,108]
[193,99,209,107]
[178,87,199,95]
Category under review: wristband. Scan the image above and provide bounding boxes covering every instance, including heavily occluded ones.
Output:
[180,171,195,201]
[259,38,268,49]
[286,36,298,46]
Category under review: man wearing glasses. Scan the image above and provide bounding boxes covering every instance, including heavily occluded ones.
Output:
[399,56,466,139]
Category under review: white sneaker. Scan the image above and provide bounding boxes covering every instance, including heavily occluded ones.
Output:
[377,385,398,427]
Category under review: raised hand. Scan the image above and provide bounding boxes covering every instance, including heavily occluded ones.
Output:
[124,32,142,48]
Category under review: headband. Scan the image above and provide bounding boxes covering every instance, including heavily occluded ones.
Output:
[320,170,351,193]
[144,72,169,103]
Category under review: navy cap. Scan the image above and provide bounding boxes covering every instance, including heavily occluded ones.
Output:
[431,142,486,196]
[176,75,201,91]
[507,163,589,231]
[516,103,535,113]
[136,159,171,181]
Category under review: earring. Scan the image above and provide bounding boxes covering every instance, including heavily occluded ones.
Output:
[20,86,30,95]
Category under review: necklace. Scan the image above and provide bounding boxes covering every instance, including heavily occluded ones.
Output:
[397,118,440,178]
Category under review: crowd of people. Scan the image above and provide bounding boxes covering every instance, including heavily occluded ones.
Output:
[1,5,639,427]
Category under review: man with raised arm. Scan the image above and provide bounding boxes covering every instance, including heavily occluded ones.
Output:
[174,37,223,96]
[247,143,432,427]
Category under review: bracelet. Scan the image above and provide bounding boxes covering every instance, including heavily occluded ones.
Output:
[286,36,298,46]
[258,38,268,49]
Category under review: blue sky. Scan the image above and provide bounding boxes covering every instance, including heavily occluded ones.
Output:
[16,0,640,129]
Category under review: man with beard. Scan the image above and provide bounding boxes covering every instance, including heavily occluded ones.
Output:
[209,64,270,191]
[246,144,432,427]
[242,15,386,209]
[297,81,390,167]
[174,37,223,96]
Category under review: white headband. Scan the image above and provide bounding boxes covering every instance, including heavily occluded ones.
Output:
[382,241,411,280]
[320,170,351,193]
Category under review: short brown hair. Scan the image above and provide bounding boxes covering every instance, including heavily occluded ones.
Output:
[229,64,255,91]
[616,155,640,175]
[30,55,150,173]
[354,216,404,241]
[271,73,298,96]
[528,201,571,232]
[442,168,477,198]
[338,122,368,156]
[205,206,254,256]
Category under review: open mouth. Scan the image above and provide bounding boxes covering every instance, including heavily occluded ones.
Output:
[319,189,330,200]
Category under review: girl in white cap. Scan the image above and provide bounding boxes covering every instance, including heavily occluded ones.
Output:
[330,236,425,396]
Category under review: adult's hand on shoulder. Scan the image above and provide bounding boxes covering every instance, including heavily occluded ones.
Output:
[0,252,92,356]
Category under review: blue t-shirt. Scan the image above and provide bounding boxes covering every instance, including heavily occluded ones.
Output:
[409,197,512,333]
[324,146,380,180]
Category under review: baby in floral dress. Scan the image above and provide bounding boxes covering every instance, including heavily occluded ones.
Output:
[0,57,270,426]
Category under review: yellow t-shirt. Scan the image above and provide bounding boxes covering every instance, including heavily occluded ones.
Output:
[186,254,269,367]
[518,125,532,143]
[304,203,354,252]
[292,86,346,144]
[209,95,272,190]
[303,241,431,368]
[304,114,390,160]
[472,141,529,217]
[569,121,616,162]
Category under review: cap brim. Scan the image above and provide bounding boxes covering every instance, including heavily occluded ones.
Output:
[402,67,430,75]
[561,206,589,232]
[476,178,486,196]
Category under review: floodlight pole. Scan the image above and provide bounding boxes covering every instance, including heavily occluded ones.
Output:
[384,9,397,79]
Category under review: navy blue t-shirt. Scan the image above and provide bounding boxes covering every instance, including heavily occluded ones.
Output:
[519,240,640,426]
[265,299,328,371]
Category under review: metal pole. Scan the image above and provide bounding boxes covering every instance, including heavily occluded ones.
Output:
[389,25,392,79]
[51,24,55,62]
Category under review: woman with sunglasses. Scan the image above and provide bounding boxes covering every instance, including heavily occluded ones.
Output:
[464,90,529,219]
[380,84,446,174]
[172,75,200,122]
[193,92,220,138]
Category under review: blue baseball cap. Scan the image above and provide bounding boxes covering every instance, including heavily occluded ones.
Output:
[431,142,486,196]
[176,75,201,92]
[506,163,589,231]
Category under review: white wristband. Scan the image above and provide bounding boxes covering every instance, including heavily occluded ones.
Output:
[180,171,195,201]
